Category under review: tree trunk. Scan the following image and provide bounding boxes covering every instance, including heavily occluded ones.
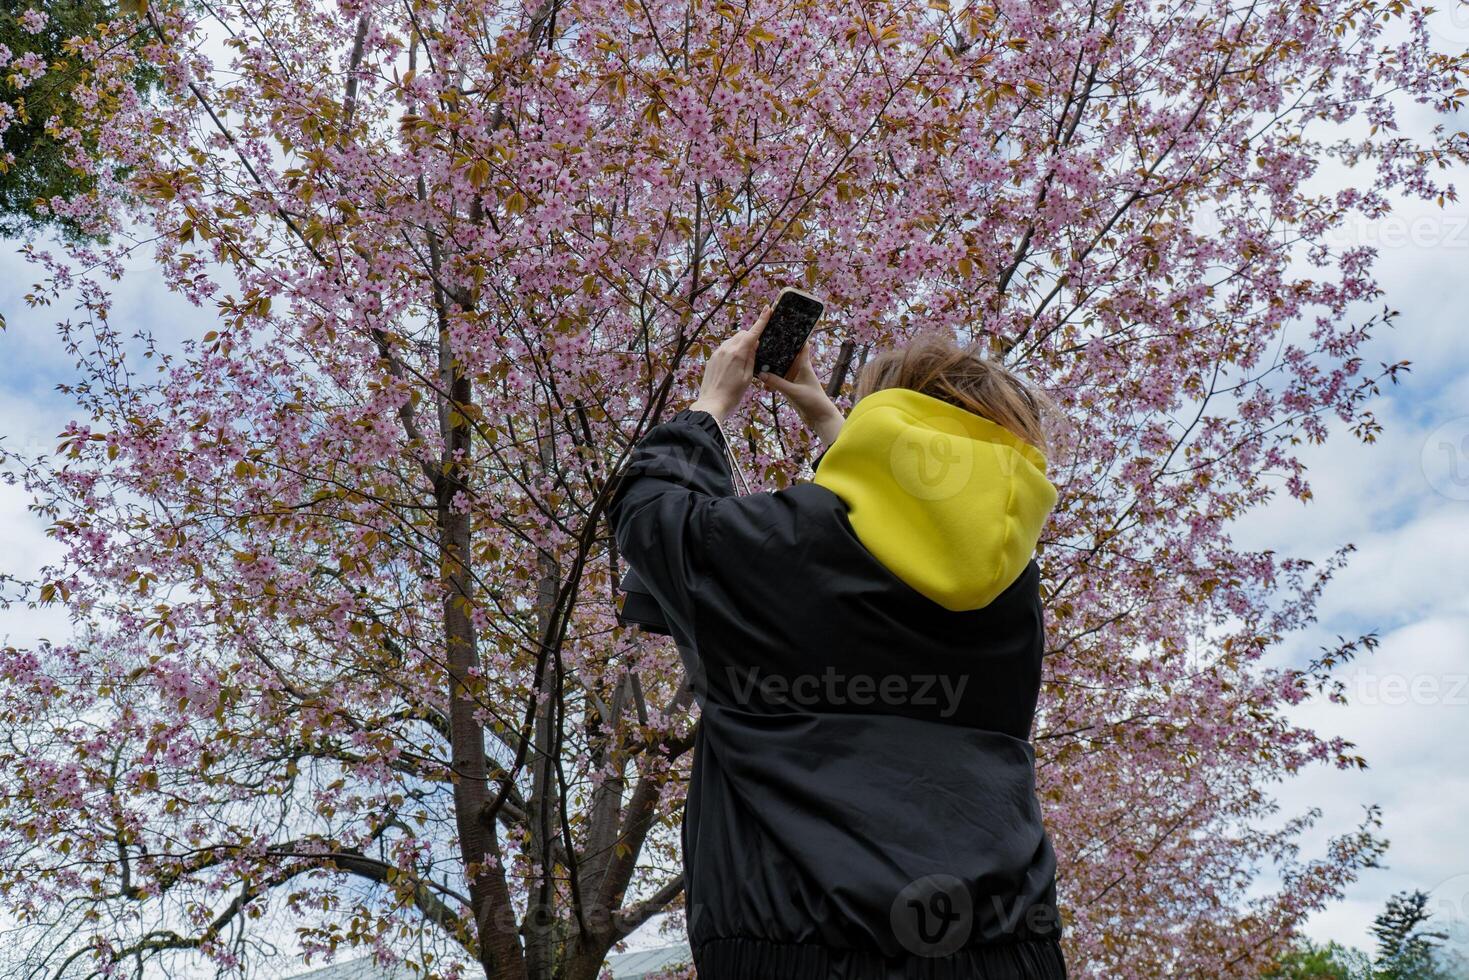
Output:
[439,368,527,980]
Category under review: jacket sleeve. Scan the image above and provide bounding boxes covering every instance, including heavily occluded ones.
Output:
[607,408,736,639]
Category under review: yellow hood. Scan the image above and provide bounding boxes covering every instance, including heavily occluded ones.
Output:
[812,387,1057,611]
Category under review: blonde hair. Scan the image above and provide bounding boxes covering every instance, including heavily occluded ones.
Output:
[851,333,1058,458]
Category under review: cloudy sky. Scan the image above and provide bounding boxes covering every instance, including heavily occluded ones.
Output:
[1235,127,1469,958]
[2,55,1467,977]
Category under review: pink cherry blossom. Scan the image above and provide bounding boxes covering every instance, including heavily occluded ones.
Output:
[1,0,1464,977]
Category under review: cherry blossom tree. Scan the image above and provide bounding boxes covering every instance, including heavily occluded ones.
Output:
[0,0,160,241]
[2,0,1465,977]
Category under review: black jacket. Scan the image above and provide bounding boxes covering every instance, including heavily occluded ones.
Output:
[608,396,1067,980]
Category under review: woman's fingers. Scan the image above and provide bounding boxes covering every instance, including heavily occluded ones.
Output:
[739,304,772,354]
[750,302,773,337]
[725,303,771,369]
[758,373,803,405]
[694,300,776,416]
[789,342,817,382]
[729,330,758,371]
[729,303,770,349]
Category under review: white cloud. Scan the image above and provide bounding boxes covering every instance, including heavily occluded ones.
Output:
[1216,102,1469,954]
[1264,615,1469,955]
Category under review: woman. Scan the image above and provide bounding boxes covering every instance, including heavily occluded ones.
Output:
[608,304,1068,980]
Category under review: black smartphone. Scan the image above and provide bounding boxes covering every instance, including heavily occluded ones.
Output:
[753,287,824,380]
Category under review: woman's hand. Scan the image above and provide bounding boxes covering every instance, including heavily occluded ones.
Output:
[759,345,845,445]
[688,303,771,422]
